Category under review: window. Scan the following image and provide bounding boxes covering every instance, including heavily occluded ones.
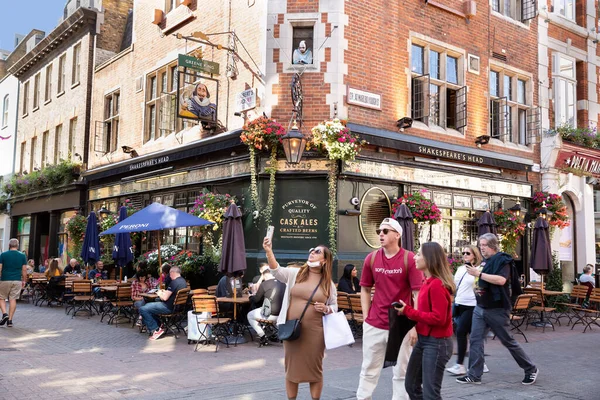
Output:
[2,95,8,128]
[20,142,25,173]
[104,91,120,153]
[41,131,49,167]
[72,43,81,85]
[410,42,467,130]
[165,0,178,13]
[489,69,531,145]
[553,54,576,127]
[22,81,29,115]
[17,216,31,257]
[58,54,66,93]
[33,74,40,109]
[555,0,575,20]
[292,27,314,65]
[146,75,158,141]
[45,64,53,102]
[54,124,62,163]
[145,64,182,141]
[68,118,77,157]
[30,136,37,172]
[492,0,537,22]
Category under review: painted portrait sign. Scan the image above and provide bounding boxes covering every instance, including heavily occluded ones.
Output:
[176,70,219,123]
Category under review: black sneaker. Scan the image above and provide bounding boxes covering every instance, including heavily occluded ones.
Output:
[0,314,8,326]
[522,368,538,385]
[456,376,482,385]
[258,335,269,347]
[6,320,12,327]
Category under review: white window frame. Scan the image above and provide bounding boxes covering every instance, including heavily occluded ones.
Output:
[410,41,466,131]
[554,0,575,21]
[489,68,532,145]
[72,43,81,85]
[165,0,178,13]
[68,117,77,158]
[20,142,25,173]
[41,130,49,168]
[45,64,53,103]
[145,63,185,142]
[552,53,576,127]
[104,90,120,153]
[58,54,66,94]
[54,124,62,163]
[30,136,37,173]
[2,95,8,128]
[33,73,40,110]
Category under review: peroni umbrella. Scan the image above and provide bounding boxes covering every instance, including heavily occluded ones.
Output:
[112,206,134,281]
[80,211,100,278]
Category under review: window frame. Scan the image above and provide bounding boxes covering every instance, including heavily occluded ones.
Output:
[554,0,575,21]
[410,41,467,131]
[33,73,40,110]
[104,90,120,153]
[30,136,37,173]
[54,124,63,163]
[68,117,77,158]
[58,54,66,94]
[1,95,8,128]
[165,0,178,13]
[45,64,53,103]
[41,130,49,168]
[552,53,576,127]
[22,81,29,116]
[72,43,81,85]
[144,62,185,142]
[20,142,26,173]
[489,68,532,145]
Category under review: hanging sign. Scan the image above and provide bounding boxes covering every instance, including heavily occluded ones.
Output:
[178,54,220,75]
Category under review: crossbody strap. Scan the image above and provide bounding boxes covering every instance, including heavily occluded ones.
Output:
[298,275,324,323]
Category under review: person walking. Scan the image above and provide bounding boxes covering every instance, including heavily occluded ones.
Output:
[263,238,338,400]
[446,245,489,376]
[456,233,538,385]
[394,242,455,400]
[0,238,28,327]
[357,218,424,400]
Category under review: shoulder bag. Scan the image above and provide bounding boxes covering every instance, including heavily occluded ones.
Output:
[278,275,323,341]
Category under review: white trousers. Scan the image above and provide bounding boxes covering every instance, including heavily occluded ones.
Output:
[357,321,413,400]
[247,308,278,337]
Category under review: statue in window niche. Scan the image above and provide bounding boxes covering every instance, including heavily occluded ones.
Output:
[292,40,313,65]
[181,82,217,121]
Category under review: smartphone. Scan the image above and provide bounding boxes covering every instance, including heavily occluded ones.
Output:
[266,225,274,240]
[391,301,403,308]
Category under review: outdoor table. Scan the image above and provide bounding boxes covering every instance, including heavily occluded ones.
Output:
[217,295,252,345]
[541,290,567,296]
[140,293,158,300]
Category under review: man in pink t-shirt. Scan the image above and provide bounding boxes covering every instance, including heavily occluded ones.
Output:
[357,218,424,400]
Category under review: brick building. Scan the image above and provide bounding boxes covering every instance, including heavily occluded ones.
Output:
[6,0,132,264]
[538,0,599,283]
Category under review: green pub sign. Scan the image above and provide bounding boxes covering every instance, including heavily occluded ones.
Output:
[178,54,220,75]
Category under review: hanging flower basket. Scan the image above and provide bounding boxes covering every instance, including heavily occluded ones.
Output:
[532,191,570,230]
[493,208,526,256]
[391,190,442,225]
[311,119,365,161]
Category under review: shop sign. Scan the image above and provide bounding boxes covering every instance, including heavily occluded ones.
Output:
[178,54,220,75]
[236,89,256,112]
[416,145,484,164]
[555,147,600,177]
[347,87,382,110]
[259,159,331,174]
[129,156,170,171]
[272,180,328,248]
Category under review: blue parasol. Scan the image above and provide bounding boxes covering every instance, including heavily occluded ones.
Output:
[80,211,100,277]
[112,206,134,280]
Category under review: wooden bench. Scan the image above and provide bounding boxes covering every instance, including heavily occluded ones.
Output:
[571,288,600,333]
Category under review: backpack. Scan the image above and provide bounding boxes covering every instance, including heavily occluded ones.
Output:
[508,260,523,303]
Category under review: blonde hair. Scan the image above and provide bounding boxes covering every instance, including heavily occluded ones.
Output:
[464,245,483,267]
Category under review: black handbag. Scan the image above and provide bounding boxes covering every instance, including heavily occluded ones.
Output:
[278,276,323,341]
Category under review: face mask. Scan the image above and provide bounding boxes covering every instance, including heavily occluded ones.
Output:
[307,261,322,268]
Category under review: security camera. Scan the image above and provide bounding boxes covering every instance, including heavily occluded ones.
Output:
[252,210,260,220]
[350,197,360,206]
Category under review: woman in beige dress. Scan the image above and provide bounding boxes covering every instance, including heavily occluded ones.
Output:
[263,237,338,400]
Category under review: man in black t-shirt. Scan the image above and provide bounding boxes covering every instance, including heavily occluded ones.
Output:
[247,269,286,346]
[457,233,538,386]
[140,266,187,340]
[63,259,82,275]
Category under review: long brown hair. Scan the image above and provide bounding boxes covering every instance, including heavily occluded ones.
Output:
[295,244,333,298]
[420,242,455,294]
[47,259,62,276]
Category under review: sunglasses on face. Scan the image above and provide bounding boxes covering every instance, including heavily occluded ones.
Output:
[376,228,397,235]
[462,252,472,256]
[309,248,323,255]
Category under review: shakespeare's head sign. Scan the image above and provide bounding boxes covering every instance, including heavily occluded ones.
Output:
[177,72,219,123]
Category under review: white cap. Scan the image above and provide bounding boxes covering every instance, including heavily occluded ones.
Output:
[379,218,403,236]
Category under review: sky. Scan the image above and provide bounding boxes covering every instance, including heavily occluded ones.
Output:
[0,1,67,52]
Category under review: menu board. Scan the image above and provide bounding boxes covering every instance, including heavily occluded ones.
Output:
[359,187,391,249]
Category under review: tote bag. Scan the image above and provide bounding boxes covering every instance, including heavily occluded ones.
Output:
[322,311,355,350]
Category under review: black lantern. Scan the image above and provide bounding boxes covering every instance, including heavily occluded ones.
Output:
[281,120,307,164]
[509,201,522,219]
[98,205,112,218]
[538,201,548,220]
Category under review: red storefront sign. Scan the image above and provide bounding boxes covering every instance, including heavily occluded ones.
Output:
[555,142,600,177]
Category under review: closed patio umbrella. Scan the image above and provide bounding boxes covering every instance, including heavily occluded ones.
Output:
[394,201,415,251]
[531,215,552,278]
[80,211,100,278]
[477,210,497,237]
[112,206,134,281]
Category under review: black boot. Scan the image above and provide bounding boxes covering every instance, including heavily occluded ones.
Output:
[258,335,269,347]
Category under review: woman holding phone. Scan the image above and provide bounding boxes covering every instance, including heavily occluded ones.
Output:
[263,236,338,400]
[394,242,455,400]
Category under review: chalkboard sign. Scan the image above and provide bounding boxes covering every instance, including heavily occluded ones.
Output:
[359,187,391,249]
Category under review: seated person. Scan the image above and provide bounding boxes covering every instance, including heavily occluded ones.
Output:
[132,260,148,280]
[292,40,313,65]
[337,263,361,294]
[26,259,35,275]
[139,266,187,340]
[247,268,286,346]
[45,259,63,279]
[88,261,109,298]
[579,264,595,287]
[132,271,157,326]
[251,263,270,293]
[36,259,49,273]
[158,263,172,289]
[45,259,65,303]
[217,270,244,313]
[63,258,82,275]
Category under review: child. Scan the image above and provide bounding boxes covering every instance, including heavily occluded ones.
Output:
[394,242,456,400]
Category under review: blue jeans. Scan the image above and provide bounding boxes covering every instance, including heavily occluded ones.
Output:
[405,335,453,400]
[139,301,171,332]
[468,306,536,380]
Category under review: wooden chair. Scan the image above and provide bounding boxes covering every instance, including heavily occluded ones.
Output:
[93,280,119,314]
[190,288,208,296]
[508,294,534,342]
[337,292,351,313]
[105,285,134,326]
[555,285,589,325]
[255,318,279,346]
[571,288,600,333]
[529,281,546,290]
[207,285,218,296]
[158,288,190,339]
[524,287,555,332]
[64,276,84,315]
[348,294,364,338]
[191,295,231,352]
[71,280,94,318]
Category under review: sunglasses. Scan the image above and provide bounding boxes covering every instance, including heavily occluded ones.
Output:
[462,252,472,255]
[376,228,397,235]
[308,248,323,255]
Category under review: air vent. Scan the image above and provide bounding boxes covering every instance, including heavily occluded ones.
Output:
[492,52,507,62]
[467,54,480,74]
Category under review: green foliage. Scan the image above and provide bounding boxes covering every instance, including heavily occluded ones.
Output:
[66,213,87,261]
[548,123,600,149]
[546,252,569,310]
[2,159,81,196]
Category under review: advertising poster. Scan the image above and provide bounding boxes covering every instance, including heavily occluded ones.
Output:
[559,224,573,261]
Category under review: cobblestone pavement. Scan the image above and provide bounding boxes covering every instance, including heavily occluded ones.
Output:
[1,302,598,399]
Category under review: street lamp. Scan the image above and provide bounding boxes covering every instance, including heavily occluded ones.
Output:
[98,205,112,218]
[538,201,548,220]
[281,119,307,164]
[509,201,522,219]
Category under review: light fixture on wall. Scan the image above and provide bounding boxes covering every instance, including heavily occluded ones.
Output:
[508,200,522,219]
[475,135,490,147]
[122,146,139,158]
[396,117,413,132]
[281,119,307,164]
[98,205,112,218]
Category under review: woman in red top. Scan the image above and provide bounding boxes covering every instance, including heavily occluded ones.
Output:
[395,242,455,400]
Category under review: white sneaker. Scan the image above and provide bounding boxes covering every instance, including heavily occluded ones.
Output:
[483,364,490,373]
[446,364,467,375]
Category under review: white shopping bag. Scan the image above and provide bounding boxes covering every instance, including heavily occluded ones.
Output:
[323,311,355,350]
[188,310,211,341]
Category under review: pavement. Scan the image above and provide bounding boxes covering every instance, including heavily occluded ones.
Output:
[1,301,599,400]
